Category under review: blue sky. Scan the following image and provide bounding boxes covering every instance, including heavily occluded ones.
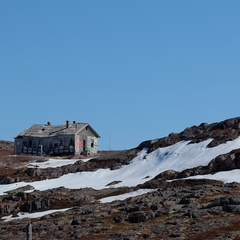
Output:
[0,1,240,150]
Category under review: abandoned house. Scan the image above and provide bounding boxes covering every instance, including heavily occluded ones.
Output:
[14,121,100,156]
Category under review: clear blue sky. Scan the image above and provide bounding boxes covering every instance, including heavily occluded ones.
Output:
[0,1,240,150]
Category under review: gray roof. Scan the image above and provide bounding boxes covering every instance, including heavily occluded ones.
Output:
[15,123,100,138]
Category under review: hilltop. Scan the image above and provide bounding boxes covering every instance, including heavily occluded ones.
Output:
[1,117,240,239]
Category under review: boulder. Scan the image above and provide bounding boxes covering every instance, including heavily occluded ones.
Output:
[128,211,147,223]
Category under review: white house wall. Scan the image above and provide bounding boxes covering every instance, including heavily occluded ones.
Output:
[75,127,99,155]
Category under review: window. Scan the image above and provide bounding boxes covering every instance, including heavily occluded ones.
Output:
[91,141,94,148]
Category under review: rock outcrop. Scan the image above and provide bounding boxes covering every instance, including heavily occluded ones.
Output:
[138,116,240,152]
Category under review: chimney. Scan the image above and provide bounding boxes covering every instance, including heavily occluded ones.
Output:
[66,120,70,128]
[47,122,51,126]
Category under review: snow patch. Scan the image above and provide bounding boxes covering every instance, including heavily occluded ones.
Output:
[99,189,156,203]
[2,208,70,222]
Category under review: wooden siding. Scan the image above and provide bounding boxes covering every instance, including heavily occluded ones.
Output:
[15,135,75,155]
[14,122,100,156]
[74,126,98,155]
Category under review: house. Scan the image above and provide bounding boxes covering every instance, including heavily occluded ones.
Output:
[14,120,100,156]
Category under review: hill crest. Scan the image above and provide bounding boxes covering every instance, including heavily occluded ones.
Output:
[1,116,240,239]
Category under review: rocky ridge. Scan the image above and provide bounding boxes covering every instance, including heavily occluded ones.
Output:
[138,117,240,152]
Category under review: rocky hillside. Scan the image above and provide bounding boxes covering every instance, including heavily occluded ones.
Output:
[1,117,240,239]
[0,140,14,156]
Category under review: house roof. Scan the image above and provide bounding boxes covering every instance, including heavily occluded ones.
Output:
[15,122,100,138]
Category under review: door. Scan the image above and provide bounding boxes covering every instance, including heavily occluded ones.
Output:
[83,140,86,151]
